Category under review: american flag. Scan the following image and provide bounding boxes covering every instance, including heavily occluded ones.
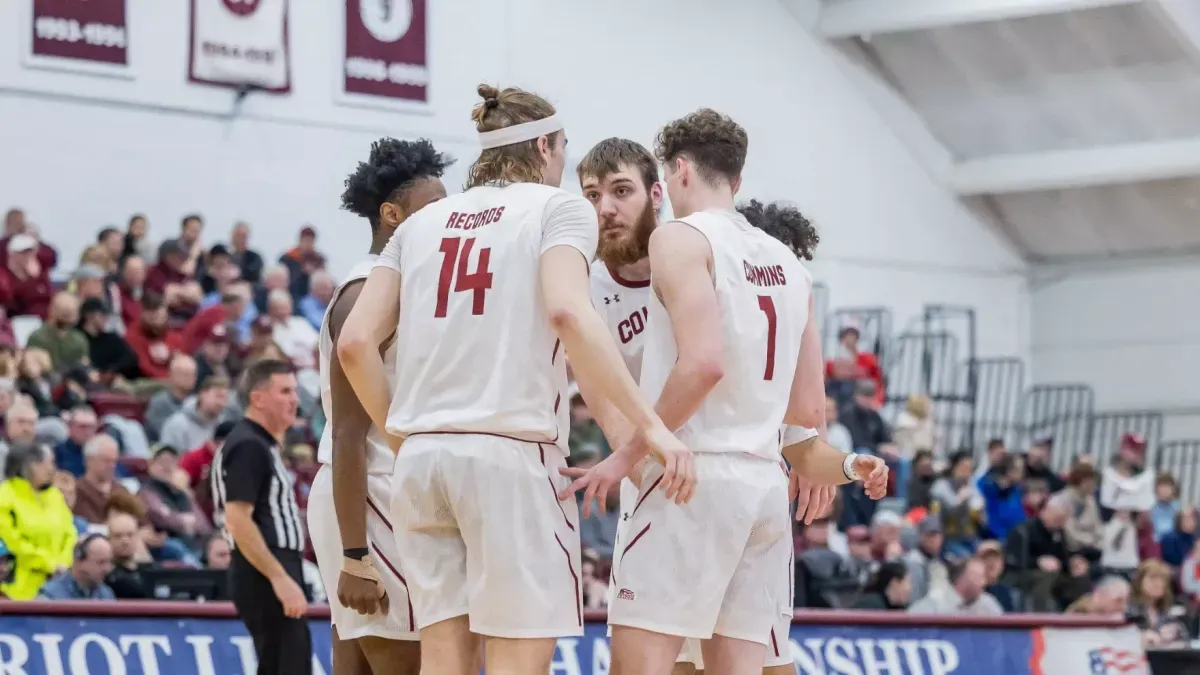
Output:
[1087,647,1147,674]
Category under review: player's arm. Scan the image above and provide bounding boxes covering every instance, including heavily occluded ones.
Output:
[645,221,725,433]
[338,243,402,442]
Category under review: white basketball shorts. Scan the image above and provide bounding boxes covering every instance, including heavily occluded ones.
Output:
[609,452,792,645]
[308,464,417,641]
[390,433,583,639]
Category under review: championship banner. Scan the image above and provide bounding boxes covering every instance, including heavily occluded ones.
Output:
[189,0,291,93]
[23,0,131,77]
[337,0,430,110]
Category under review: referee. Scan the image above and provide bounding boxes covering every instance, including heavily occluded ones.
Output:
[213,359,312,675]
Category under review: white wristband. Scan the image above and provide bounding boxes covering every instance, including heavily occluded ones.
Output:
[842,453,861,482]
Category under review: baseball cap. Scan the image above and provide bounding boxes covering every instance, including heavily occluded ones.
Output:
[1121,432,1147,452]
[977,540,1003,556]
[7,234,36,253]
[207,323,230,343]
[917,515,943,536]
[72,264,107,281]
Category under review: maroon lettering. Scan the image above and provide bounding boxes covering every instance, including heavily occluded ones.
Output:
[743,260,788,288]
[445,206,506,231]
[446,212,459,228]
[617,307,648,344]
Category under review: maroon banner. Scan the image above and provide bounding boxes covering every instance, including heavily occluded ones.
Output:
[340,0,429,106]
[28,0,130,71]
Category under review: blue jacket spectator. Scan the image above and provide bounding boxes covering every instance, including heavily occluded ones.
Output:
[979,455,1027,542]
[1159,506,1197,567]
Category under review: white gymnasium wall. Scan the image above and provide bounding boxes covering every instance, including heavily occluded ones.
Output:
[1031,258,1200,439]
[0,0,1028,357]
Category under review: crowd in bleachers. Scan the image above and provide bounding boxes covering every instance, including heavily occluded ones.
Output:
[0,207,329,603]
[3,205,1199,649]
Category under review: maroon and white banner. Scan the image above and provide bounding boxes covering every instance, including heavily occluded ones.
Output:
[337,0,429,109]
[24,0,131,77]
[189,0,291,93]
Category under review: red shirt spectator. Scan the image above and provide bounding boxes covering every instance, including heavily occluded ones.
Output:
[117,255,146,329]
[124,294,184,379]
[826,326,885,405]
[0,234,53,318]
[180,293,245,353]
[0,211,58,274]
[145,241,191,296]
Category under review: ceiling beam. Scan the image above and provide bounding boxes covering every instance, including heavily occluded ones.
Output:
[947,136,1200,195]
[817,0,1142,39]
[1146,0,1200,63]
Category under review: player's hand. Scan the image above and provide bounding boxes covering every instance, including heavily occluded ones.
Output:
[271,574,308,619]
[856,455,889,500]
[791,471,836,525]
[338,570,389,617]
[639,425,696,506]
[558,451,637,518]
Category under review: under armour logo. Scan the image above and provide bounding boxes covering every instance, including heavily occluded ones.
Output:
[622,513,631,521]
[604,294,621,305]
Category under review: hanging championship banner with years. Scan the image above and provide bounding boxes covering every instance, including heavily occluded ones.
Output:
[337,0,430,110]
[24,0,132,77]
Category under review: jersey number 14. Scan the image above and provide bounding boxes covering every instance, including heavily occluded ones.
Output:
[435,236,493,317]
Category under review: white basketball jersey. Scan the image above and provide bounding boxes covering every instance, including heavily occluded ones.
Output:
[639,209,812,462]
[382,183,582,450]
[589,259,652,381]
[316,256,397,476]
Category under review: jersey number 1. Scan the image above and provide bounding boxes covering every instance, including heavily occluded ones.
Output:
[435,236,493,317]
[757,295,777,380]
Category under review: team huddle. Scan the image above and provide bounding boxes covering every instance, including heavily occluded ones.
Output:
[305,83,888,675]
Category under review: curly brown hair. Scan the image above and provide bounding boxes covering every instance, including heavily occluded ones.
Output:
[466,84,559,189]
[736,199,820,260]
[654,108,748,185]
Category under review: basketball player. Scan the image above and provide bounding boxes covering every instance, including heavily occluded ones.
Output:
[576,139,838,675]
[563,110,887,675]
[336,84,695,675]
[307,138,452,675]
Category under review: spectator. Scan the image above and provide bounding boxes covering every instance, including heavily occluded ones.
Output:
[1180,539,1200,600]
[198,243,235,295]
[1149,474,1182,543]
[909,558,1004,616]
[1161,506,1197,567]
[1024,437,1065,493]
[0,217,58,277]
[844,525,876,585]
[825,395,853,454]
[893,394,935,459]
[164,214,205,279]
[140,444,211,549]
[1004,499,1069,612]
[979,453,1026,542]
[279,226,326,301]
[1067,575,1130,616]
[1129,559,1189,648]
[73,434,136,524]
[1099,433,1152,516]
[973,438,1007,485]
[0,442,76,599]
[125,293,185,380]
[15,348,56,417]
[181,419,235,490]
[0,401,38,472]
[181,290,246,353]
[194,324,235,388]
[144,354,197,441]
[798,517,851,583]
[904,515,949,603]
[1021,477,1050,518]
[0,233,53,318]
[1101,510,1140,575]
[105,510,151,599]
[146,240,202,325]
[869,510,905,563]
[298,271,335,330]
[1057,462,1102,562]
[907,449,937,510]
[228,222,264,285]
[826,326,883,407]
[52,406,99,478]
[122,214,152,262]
[0,538,13,597]
[26,292,88,373]
[97,227,124,264]
[203,533,232,570]
[977,540,1019,612]
[78,297,139,382]
[116,254,146,329]
[37,533,114,600]
[931,451,983,558]
[51,471,88,533]
[160,375,230,453]
[266,290,318,369]
[852,561,911,610]
[253,264,291,316]
[839,379,892,455]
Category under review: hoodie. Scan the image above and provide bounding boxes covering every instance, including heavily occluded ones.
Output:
[159,397,224,452]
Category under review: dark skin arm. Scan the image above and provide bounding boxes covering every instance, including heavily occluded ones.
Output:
[327,280,389,616]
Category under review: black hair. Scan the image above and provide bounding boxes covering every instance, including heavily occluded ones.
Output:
[181,213,203,230]
[341,138,454,232]
[736,199,820,260]
[863,561,908,595]
[97,227,120,243]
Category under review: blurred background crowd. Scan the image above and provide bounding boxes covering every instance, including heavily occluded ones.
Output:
[2,207,1198,653]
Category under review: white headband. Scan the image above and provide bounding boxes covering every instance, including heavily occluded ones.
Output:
[477,115,563,150]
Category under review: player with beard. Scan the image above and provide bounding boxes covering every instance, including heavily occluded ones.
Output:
[576,138,849,675]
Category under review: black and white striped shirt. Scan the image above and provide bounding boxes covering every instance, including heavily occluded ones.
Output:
[212,418,305,551]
